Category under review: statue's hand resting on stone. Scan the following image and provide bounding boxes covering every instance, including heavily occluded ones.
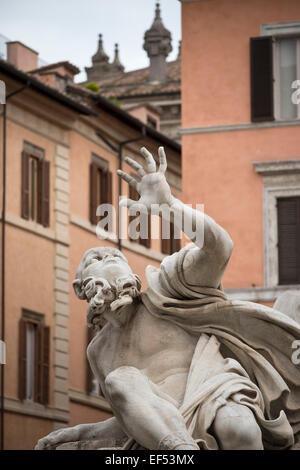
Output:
[35,425,81,450]
[35,418,126,450]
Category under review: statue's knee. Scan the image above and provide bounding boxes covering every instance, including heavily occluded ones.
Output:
[105,366,140,403]
[219,418,262,449]
[214,406,262,450]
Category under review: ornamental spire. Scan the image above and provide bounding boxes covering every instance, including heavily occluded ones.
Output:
[143,2,172,82]
[111,43,124,73]
[92,34,109,65]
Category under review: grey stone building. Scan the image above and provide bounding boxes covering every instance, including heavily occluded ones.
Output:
[81,2,181,142]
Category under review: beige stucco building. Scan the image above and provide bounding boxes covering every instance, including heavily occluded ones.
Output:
[0,40,181,449]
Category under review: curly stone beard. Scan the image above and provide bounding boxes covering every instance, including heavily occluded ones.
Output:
[85,274,141,329]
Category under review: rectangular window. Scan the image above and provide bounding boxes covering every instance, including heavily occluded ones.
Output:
[128,183,151,249]
[90,155,112,227]
[274,37,300,120]
[250,29,300,122]
[21,142,50,227]
[277,197,300,285]
[161,221,181,255]
[19,311,50,404]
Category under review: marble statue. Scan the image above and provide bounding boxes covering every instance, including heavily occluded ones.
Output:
[36,147,300,450]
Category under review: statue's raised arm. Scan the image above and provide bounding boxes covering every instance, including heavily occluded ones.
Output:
[118,146,233,288]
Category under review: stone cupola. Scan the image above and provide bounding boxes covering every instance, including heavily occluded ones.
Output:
[143,2,172,82]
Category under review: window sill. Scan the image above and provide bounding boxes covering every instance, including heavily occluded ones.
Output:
[4,396,69,422]
[70,214,118,244]
[69,389,111,412]
[225,285,300,303]
[3,213,56,242]
[121,239,165,262]
[71,214,166,262]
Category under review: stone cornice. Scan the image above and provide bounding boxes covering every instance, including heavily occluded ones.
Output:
[180,119,300,135]
[253,159,300,176]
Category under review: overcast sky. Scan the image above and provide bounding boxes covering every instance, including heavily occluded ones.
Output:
[0,0,181,82]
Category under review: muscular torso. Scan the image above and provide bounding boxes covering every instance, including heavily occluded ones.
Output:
[87,303,199,405]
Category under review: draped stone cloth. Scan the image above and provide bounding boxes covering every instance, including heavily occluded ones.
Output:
[128,244,300,450]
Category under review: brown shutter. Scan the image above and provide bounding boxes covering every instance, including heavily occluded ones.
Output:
[34,323,40,403]
[128,184,139,242]
[250,37,274,122]
[38,160,50,227]
[18,318,27,400]
[106,171,113,205]
[277,197,300,285]
[86,327,94,394]
[171,222,181,254]
[90,163,98,225]
[161,219,172,255]
[140,215,151,249]
[21,152,30,220]
[39,325,50,405]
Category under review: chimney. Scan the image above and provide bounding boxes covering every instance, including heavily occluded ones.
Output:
[6,41,38,72]
[143,2,172,82]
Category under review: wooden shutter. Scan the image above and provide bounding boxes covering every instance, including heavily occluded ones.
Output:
[21,152,30,220]
[106,171,113,205]
[18,318,27,400]
[250,37,274,122]
[90,163,98,225]
[139,215,151,249]
[37,325,50,405]
[38,160,50,227]
[277,197,300,285]
[171,222,181,254]
[128,184,140,242]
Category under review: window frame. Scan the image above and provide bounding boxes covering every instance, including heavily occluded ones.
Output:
[273,36,300,121]
[19,310,50,405]
[21,141,50,227]
[260,22,300,122]
[89,153,112,227]
[253,159,300,287]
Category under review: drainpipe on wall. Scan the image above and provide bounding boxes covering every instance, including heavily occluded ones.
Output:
[0,82,30,451]
[96,127,146,251]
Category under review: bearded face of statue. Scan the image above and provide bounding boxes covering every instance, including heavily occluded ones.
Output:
[73,247,141,328]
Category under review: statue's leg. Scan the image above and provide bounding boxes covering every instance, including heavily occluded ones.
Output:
[212,400,263,450]
[105,366,199,450]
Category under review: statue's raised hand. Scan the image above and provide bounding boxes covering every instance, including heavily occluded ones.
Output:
[117,147,174,212]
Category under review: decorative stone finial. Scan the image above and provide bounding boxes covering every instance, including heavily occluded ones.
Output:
[111,43,125,73]
[143,2,172,82]
[92,33,109,65]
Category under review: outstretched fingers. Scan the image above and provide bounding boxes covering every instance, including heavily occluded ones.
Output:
[140,147,156,173]
[158,146,167,173]
[124,157,146,178]
[117,170,138,191]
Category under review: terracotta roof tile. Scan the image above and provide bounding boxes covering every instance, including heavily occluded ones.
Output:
[81,60,181,98]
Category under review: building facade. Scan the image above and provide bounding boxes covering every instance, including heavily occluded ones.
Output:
[81,3,182,143]
[180,0,300,305]
[0,41,181,449]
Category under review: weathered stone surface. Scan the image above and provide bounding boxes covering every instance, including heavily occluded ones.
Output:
[36,147,300,452]
[274,291,300,324]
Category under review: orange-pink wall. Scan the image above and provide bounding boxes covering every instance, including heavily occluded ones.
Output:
[5,120,56,401]
[182,0,300,128]
[181,0,300,288]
